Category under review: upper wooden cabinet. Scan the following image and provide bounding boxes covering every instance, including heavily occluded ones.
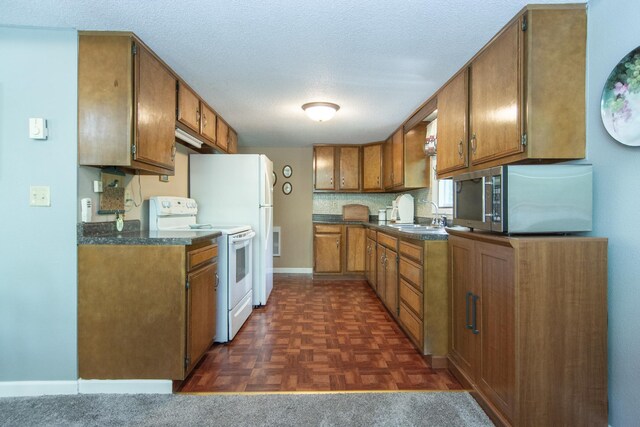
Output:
[436,69,468,176]
[339,146,360,191]
[227,129,238,154]
[313,146,336,191]
[216,119,229,152]
[391,129,404,188]
[384,127,429,190]
[436,5,587,178]
[383,136,393,189]
[177,82,218,148]
[200,103,218,144]
[313,145,361,192]
[79,33,177,175]
[362,143,384,191]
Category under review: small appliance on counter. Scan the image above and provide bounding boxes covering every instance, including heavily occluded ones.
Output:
[453,164,593,233]
[390,194,414,224]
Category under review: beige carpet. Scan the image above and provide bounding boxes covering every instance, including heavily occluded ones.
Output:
[0,391,493,426]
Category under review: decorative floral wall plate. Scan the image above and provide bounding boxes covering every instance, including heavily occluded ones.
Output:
[601,46,640,146]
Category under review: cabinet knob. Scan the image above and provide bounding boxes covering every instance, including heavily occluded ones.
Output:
[470,133,477,155]
[203,113,207,127]
[336,238,340,248]
[458,140,464,158]
[196,109,201,123]
[171,144,176,161]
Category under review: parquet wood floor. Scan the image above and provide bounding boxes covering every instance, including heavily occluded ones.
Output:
[178,274,462,393]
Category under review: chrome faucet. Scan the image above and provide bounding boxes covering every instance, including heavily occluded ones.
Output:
[427,201,440,226]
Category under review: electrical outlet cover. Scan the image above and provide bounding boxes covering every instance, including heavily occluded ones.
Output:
[30,185,50,206]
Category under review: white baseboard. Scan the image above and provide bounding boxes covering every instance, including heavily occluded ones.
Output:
[273,268,313,274]
[0,381,78,397]
[78,379,172,394]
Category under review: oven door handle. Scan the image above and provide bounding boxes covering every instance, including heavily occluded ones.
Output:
[231,230,256,244]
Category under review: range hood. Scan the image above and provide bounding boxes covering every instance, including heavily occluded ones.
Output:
[175,127,202,149]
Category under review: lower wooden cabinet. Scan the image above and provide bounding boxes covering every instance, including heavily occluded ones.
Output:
[78,239,218,380]
[313,226,342,273]
[376,237,398,316]
[365,233,377,291]
[396,238,449,366]
[448,230,607,427]
[313,224,365,275]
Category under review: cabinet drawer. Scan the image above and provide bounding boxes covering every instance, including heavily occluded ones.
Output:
[187,244,218,271]
[367,228,377,240]
[378,233,397,250]
[315,224,342,234]
[399,257,423,292]
[399,302,424,348]
[400,278,423,319]
[399,240,423,263]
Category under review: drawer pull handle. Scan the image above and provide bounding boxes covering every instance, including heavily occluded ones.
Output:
[471,294,480,335]
[465,291,473,330]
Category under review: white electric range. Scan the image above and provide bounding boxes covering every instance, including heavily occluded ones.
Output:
[149,196,255,342]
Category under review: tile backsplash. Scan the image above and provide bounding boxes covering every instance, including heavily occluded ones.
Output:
[313,188,432,218]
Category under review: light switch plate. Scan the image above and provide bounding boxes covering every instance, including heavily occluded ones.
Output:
[29,118,48,140]
[30,186,51,207]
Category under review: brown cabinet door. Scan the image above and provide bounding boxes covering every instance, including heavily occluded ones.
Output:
[391,129,404,187]
[437,69,469,175]
[383,137,393,189]
[362,144,383,191]
[376,244,386,299]
[314,146,336,190]
[366,237,377,290]
[470,20,522,165]
[200,103,217,144]
[135,44,177,170]
[339,146,360,190]
[346,226,366,273]
[314,233,342,273]
[475,241,516,422]
[177,82,200,134]
[384,248,398,316]
[449,236,480,380]
[227,129,238,154]
[185,262,216,375]
[216,119,229,151]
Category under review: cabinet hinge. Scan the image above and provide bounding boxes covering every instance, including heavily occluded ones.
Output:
[396,255,399,264]
[521,133,528,147]
[184,356,190,369]
[132,43,138,55]
[131,144,136,155]
[186,279,190,290]
[521,15,527,31]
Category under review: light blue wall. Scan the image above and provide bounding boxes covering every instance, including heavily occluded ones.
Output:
[0,26,78,380]
[586,1,640,425]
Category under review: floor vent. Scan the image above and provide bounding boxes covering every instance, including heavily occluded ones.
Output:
[273,226,281,257]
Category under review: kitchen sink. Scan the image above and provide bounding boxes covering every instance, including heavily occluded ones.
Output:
[387,223,443,232]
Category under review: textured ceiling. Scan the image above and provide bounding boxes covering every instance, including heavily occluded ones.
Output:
[0,0,584,147]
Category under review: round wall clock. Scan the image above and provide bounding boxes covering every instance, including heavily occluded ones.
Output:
[601,45,640,146]
[282,165,293,178]
[282,182,292,195]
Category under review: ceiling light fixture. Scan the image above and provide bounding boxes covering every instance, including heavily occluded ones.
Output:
[302,102,340,122]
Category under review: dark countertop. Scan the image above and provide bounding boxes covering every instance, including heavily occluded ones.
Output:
[78,220,221,246]
[312,214,450,241]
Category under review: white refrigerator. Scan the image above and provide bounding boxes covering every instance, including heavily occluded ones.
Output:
[190,154,274,306]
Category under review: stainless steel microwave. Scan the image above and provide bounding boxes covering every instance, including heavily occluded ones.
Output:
[452,164,593,233]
